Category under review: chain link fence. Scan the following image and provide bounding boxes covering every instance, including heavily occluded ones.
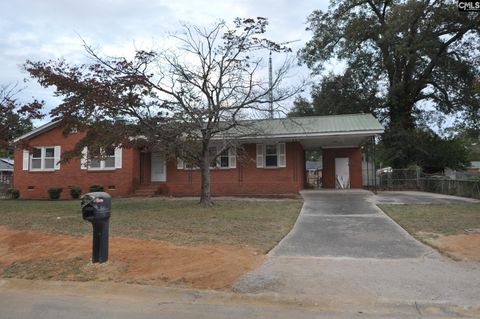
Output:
[377,168,480,200]
[0,174,12,198]
[377,168,421,190]
[420,178,480,199]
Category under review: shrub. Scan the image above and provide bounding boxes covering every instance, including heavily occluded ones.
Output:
[6,188,20,199]
[47,187,63,200]
[70,186,82,199]
[89,184,104,192]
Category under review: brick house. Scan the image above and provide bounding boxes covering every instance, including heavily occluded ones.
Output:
[13,114,383,199]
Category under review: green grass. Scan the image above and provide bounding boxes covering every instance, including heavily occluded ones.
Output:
[379,203,480,236]
[0,198,302,252]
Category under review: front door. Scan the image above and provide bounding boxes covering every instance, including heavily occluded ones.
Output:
[151,153,166,182]
[335,157,350,189]
[139,152,150,184]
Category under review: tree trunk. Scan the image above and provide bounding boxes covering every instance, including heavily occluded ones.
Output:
[388,83,416,131]
[199,149,213,206]
[384,87,418,168]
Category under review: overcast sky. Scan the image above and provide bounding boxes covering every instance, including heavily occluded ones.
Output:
[0,0,330,125]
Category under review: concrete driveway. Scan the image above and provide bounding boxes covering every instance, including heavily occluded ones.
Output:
[374,190,480,204]
[234,190,480,308]
[270,190,433,258]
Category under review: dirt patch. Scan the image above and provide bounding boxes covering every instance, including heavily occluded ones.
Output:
[0,226,263,290]
[429,234,480,262]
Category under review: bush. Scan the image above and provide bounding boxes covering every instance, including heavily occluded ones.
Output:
[89,184,104,192]
[47,187,63,200]
[6,188,20,199]
[70,186,82,199]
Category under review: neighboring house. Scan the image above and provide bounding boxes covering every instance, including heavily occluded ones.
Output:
[445,162,480,180]
[13,113,383,199]
[0,158,14,185]
[468,161,480,173]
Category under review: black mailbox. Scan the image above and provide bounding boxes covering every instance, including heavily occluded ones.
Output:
[81,192,111,263]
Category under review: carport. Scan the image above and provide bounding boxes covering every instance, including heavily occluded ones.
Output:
[289,114,382,189]
[239,113,384,190]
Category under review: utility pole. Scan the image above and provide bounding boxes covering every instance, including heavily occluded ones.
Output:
[268,39,300,119]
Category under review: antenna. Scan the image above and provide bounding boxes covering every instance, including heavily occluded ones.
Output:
[269,51,273,119]
[268,39,301,119]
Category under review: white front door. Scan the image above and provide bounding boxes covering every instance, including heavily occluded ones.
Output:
[335,157,350,189]
[151,153,166,182]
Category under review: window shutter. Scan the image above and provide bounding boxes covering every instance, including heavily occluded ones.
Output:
[176,158,184,170]
[278,143,286,167]
[81,147,88,170]
[23,150,29,171]
[256,144,264,168]
[228,147,236,168]
[114,147,122,169]
[54,146,61,170]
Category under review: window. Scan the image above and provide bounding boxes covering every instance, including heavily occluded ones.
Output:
[31,148,42,169]
[256,143,286,168]
[209,147,218,168]
[81,147,121,170]
[28,146,60,171]
[210,147,230,168]
[219,149,230,168]
[178,147,236,170]
[265,145,278,167]
[104,148,115,168]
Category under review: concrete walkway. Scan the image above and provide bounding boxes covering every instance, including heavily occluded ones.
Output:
[234,190,480,308]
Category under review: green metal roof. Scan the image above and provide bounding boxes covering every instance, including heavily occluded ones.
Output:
[16,114,383,144]
[235,113,384,137]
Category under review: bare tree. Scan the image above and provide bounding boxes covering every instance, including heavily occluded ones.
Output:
[25,17,303,205]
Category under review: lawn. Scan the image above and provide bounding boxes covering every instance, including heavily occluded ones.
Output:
[379,203,480,261]
[0,197,302,253]
[379,203,480,236]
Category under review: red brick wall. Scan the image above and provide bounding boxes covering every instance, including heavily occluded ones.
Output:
[13,126,138,199]
[159,142,305,196]
[14,126,307,198]
[322,147,362,188]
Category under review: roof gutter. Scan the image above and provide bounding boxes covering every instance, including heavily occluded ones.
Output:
[216,129,384,141]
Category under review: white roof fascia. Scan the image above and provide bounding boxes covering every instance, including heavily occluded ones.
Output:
[227,129,385,141]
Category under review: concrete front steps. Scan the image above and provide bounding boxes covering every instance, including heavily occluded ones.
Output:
[132,184,160,197]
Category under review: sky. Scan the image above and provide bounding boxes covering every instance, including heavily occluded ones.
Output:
[0,0,330,126]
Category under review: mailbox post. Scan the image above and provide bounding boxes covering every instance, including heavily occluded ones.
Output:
[81,192,111,263]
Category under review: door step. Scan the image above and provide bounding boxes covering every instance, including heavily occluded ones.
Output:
[132,184,160,197]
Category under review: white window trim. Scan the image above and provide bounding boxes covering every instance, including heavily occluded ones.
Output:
[81,147,122,171]
[257,143,286,169]
[87,160,116,170]
[211,147,236,169]
[28,146,61,172]
[177,147,236,170]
